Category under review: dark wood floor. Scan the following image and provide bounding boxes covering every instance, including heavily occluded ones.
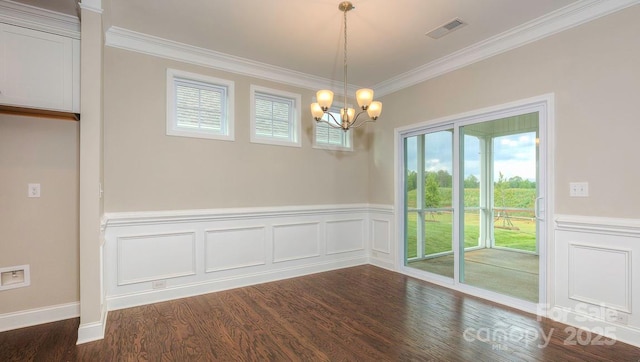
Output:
[2,265,640,361]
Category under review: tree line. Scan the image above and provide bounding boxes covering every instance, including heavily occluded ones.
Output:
[406,170,536,191]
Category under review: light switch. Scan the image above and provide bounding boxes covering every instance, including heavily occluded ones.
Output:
[569,182,588,197]
[28,183,41,198]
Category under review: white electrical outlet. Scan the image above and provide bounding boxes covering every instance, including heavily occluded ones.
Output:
[28,183,41,198]
[0,264,31,291]
[152,280,167,289]
[569,182,588,197]
[606,310,629,325]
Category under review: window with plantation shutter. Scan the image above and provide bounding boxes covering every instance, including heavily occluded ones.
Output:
[166,69,234,141]
[250,85,301,147]
[313,106,353,151]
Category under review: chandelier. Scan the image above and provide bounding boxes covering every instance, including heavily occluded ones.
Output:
[310,1,382,131]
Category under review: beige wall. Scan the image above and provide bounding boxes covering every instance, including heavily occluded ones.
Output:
[371,5,640,219]
[0,115,79,314]
[103,48,371,212]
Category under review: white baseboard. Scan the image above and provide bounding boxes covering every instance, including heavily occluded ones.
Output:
[107,256,367,311]
[549,306,640,348]
[368,256,395,271]
[76,304,108,344]
[0,302,79,332]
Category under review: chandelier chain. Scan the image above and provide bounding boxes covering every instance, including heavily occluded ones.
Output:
[343,6,348,121]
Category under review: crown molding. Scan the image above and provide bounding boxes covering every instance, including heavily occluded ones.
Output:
[105,0,639,97]
[79,0,102,14]
[105,26,360,97]
[0,0,80,39]
[373,0,640,97]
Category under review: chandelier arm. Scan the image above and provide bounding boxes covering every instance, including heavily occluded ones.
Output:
[348,118,376,129]
[350,109,368,124]
[347,109,377,128]
[316,111,344,129]
[316,118,344,129]
[325,111,341,126]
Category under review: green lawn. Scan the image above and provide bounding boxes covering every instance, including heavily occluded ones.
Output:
[405,188,537,258]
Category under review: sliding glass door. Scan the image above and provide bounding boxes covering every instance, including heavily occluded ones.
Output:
[403,102,547,305]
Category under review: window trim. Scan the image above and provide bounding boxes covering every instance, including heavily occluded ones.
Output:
[312,102,353,151]
[250,85,302,148]
[166,68,235,141]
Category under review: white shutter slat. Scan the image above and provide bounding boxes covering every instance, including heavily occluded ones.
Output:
[175,79,226,134]
[254,92,294,140]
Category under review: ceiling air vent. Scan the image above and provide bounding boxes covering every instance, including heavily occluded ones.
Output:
[426,18,467,39]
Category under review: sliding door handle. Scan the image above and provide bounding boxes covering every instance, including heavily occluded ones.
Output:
[534,197,544,221]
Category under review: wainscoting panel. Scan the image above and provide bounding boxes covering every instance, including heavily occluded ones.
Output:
[205,227,266,272]
[103,204,380,310]
[554,215,640,347]
[368,206,396,270]
[117,232,196,285]
[272,222,321,263]
[326,219,365,255]
[371,219,391,254]
[568,243,631,312]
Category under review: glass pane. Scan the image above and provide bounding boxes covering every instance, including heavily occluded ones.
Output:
[424,132,453,209]
[406,211,419,259]
[405,130,454,279]
[405,136,417,209]
[424,211,453,255]
[460,113,539,302]
[492,132,537,252]
[463,134,481,249]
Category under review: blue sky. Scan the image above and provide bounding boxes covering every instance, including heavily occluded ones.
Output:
[406,131,537,181]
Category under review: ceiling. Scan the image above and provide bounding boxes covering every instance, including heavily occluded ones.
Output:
[12,0,580,87]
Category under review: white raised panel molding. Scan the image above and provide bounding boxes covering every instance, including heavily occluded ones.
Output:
[0,23,79,112]
[117,232,196,285]
[368,205,396,270]
[326,219,365,255]
[554,214,640,347]
[371,219,391,254]
[568,243,631,313]
[205,227,266,272]
[272,222,321,263]
[102,204,378,313]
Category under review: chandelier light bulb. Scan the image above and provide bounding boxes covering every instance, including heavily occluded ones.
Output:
[316,90,334,110]
[310,103,324,120]
[356,88,374,109]
[367,101,382,119]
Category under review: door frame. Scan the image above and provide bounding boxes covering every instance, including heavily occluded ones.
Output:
[394,94,555,315]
